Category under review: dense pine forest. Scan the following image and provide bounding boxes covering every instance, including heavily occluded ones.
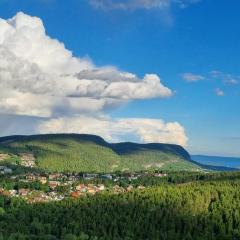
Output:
[1,172,240,240]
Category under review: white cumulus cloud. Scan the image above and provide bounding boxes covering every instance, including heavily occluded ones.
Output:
[0,12,188,146]
[38,116,188,146]
[0,12,172,117]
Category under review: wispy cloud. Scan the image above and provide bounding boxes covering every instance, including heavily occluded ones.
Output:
[177,0,201,8]
[182,70,239,96]
[89,0,201,11]
[210,70,240,85]
[215,88,225,97]
[182,73,205,82]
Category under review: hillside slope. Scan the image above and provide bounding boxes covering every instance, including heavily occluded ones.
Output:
[0,134,201,172]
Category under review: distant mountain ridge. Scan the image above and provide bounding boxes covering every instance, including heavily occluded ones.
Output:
[0,133,200,173]
[0,133,192,159]
[0,133,191,160]
[191,155,240,171]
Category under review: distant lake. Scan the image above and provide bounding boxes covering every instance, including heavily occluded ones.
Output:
[191,155,240,169]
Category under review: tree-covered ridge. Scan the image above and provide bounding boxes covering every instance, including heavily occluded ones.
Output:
[0,134,200,173]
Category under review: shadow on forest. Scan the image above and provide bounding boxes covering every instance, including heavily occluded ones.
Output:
[1,188,240,240]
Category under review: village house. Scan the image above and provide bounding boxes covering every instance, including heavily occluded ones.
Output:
[61,181,72,186]
[71,191,83,198]
[49,173,63,181]
[48,191,57,197]
[47,192,64,201]
[27,191,64,203]
[74,183,106,195]
[97,184,105,191]
[76,184,87,192]
[26,174,37,181]
[154,173,168,177]
[48,181,61,189]
[18,188,30,196]
[126,185,134,192]
[38,176,47,184]
[9,190,17,196]
[84,184,95,194]
[112,185,125,194]
[87,188,96,195]
[83,173,98,180]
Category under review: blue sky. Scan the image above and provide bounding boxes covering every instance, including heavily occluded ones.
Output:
[0,0,240,156]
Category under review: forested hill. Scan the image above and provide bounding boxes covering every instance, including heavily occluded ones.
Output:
[0,134,201,172]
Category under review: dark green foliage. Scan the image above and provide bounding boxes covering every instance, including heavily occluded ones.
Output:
[1,178,240,239]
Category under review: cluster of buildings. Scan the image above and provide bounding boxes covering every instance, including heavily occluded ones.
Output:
[0,182,146,203]
[4,171,168,188]
[20,153,36,168]
[0,188,65,203]
[71,183,105,197]
[0,172,111,203]
[111,184,145,194]
[0,165,168,203]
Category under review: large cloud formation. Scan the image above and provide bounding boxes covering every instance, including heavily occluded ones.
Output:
[0,12,188,146]
[0,12,172,117]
